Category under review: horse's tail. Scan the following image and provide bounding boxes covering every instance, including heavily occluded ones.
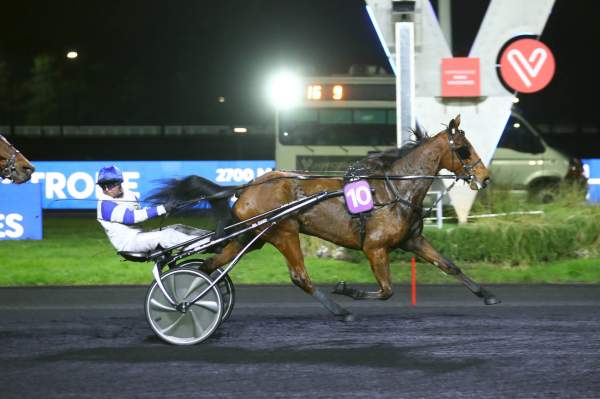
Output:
[146,175,239,237]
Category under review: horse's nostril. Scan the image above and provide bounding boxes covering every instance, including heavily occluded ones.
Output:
[482,177,491,188]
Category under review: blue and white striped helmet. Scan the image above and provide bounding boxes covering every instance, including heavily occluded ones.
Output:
[97,165,123,185]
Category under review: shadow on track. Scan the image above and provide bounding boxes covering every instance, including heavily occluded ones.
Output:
[34,343,486,372]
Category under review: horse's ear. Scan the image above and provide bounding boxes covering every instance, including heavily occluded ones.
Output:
[448,114,461,133]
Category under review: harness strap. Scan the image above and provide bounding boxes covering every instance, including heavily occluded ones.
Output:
[374,177,458,218]
[383,172,402,206]
[358,213,367,248]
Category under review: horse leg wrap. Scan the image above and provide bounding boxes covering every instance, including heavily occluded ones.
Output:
[332,281,367,300]
[313,289,353,321]
[479,287,502,305]
[462,276,501,305]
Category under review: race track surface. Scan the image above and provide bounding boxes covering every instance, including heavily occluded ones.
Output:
[1,284,599,398]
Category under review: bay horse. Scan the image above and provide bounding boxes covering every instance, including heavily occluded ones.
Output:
[152,115,499,320]
[0,134,35,184]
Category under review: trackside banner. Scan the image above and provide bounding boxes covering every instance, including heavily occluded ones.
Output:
[583,159,600,203]
[0,182,42,240]
[19,160,275,209]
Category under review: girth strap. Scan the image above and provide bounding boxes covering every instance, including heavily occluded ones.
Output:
[357,212,367,248]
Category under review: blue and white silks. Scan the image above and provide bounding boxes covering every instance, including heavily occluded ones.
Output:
[97,190,210,253]
[98,192,165,225]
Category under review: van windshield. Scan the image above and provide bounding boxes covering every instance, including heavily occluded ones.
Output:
[498,117,545,154]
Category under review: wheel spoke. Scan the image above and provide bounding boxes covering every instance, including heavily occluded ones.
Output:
[183,276,206,299]
[150,298,177,312]
[189,309,205,337]
[192,300,220,313]
[169,275,178,302]
[160,313,185,335]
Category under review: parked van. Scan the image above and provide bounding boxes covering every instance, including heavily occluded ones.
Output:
[489,111,582,202]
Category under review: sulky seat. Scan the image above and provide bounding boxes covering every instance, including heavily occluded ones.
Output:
[118,251,152,262]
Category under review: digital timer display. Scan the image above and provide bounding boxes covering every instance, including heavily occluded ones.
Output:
[305,83,394,101]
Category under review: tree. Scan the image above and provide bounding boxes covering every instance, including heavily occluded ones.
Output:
[0,61,9,125]
[23,54,61,125]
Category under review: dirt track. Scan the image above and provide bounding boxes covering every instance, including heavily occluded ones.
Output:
[1,284,599,398]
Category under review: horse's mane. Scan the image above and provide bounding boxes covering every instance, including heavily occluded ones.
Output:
[361,124,430,170]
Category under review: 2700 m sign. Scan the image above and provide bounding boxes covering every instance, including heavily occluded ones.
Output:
[215,167,272,183]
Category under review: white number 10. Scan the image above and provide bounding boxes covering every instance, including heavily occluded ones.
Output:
[347,186,371,207]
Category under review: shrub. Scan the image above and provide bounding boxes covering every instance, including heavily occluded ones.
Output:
[302,186,600,265]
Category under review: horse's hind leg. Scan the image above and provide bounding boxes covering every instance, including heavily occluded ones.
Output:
[270,231,354,321]
[402,235,501,305]
[200,237,266,273]
[201,240,245,273]
[333,247,393,300]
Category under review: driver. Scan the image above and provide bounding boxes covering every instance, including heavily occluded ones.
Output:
[96,165,209,253]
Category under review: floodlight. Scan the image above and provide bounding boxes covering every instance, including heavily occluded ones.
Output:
[267,70,302,110]
[66,51,78,59]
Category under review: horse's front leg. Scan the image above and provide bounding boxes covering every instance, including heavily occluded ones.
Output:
[333,246,394,300]
[401,235,501,305]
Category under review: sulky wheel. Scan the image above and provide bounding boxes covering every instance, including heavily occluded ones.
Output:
[145,267,223,345]
[177,260,236,323]
[210,268,236,322]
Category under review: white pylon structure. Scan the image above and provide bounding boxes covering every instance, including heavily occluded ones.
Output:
[366,0,555,222]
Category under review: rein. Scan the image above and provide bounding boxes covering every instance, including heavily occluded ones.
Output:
[168,172,469,219]
[0,135,20,181]
[161,128,484,218]
[290,173,468,216]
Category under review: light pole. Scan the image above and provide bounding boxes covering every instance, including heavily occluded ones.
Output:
[65,50,79,125]
[266,70,302,140]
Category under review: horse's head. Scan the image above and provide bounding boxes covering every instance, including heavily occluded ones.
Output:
[0,135,35,184]
[439,115,490,190]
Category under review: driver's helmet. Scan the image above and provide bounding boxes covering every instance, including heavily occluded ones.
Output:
[97,165,124,185]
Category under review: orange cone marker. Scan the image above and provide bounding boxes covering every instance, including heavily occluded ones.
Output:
[411,257,417,305]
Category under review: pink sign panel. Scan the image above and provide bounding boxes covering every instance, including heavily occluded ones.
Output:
[344,180,374,214]
[499,38,555,93]
[441,57,481,97]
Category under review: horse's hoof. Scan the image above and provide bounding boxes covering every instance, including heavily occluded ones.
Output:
[484,297,501,305]
[339,313,355,322]
[332,281,347,295]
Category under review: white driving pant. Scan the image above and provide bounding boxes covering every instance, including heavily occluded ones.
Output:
[120,225,210,252]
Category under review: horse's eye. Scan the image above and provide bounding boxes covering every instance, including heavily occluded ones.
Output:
[456,146,471,160]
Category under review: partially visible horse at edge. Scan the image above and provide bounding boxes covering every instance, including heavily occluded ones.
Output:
[151,115,500,320]
[0,134,35,184]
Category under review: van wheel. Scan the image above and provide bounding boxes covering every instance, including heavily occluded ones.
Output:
[528,180,559,203]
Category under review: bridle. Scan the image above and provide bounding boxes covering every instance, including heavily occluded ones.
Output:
[0,134,20,181]
[447,127,483,182]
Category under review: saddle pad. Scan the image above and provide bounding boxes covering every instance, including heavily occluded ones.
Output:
[343,180,374,214]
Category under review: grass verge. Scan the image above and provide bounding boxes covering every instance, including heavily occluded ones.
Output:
[1,184,599,286]
[0,217,599,286]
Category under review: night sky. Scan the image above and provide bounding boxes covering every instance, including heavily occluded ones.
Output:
[1,0,385,125]
[1,0,599,130]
